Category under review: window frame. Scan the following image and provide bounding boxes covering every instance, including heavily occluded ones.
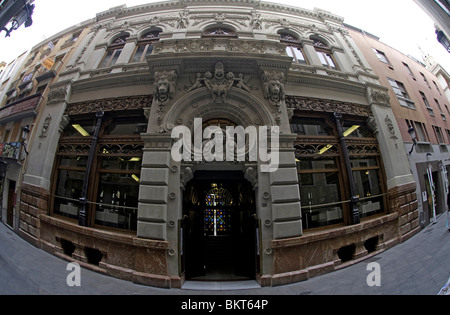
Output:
[280,33,308,65]
[98,35,129,68]
[50,111,146,233]
[372,48,391,65]
[131,31,160,63]
[292,114,386,230]
[387,78,415,109]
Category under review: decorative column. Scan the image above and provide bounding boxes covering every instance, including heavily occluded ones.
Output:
[78,110,104,227]
[334,112,360,225]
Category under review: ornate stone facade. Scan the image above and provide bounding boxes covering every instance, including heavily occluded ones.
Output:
[14,0,419,289]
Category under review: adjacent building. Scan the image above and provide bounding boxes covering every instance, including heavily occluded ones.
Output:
[0,19,91,231]
[349,25,450,229]
[1,0,447,288]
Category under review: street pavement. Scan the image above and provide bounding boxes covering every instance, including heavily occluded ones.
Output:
[0,213,449,297]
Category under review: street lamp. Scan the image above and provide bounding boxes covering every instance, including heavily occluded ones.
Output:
[436,30,450,53]
[408,125,417,155]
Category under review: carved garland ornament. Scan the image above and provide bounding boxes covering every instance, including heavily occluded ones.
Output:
[65,95,152,116]
[286,96,373,117]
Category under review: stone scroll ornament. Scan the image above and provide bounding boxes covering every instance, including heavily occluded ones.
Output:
[153,70,177,133]
[262,71,286,125]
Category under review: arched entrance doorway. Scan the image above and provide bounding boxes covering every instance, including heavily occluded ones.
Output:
[182,170,258,281]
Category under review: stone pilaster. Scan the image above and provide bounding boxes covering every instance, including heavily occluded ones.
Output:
[269,134,302,239]
[137,134,172,240]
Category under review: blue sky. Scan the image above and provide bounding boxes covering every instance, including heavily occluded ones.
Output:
[1,0,449,72]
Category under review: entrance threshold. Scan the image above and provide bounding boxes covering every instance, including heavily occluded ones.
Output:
[182,280,261,291]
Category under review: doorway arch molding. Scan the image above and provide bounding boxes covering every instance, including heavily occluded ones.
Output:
[162,87,276,132]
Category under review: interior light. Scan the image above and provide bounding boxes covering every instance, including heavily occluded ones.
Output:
[72,124,90,137]
[343,125,360,137]
[132,174,140,182]
[319,144,333,155]
[129,157,141,162]
[319,125,361,155]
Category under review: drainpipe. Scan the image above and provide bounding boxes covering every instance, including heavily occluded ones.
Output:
[79,110,104,227]
[334,112,360,225]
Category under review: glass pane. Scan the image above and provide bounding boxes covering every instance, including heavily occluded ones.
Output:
[350,157,378,168]
[145,44,154,57]
[325,53,336,69]
[317,52,328,66]
[299,171,343,229]
[291,117,333,136]
[132,45,146,63]
[109,49,122,66]
[53,169,85,219]
[103,119,146,135]
[353,169,384,218]
[101,156,142,171]
[353,169,381,197]
[204,208,231,236]
[293,47,306,63]
[95,173,139,231]
[99,50,114,68]
[59,156,88,168]
[286,47,295,60]
[343,123,373,138]
[297,158,337,170]
[63,121,95,137]
[204,187,233,236]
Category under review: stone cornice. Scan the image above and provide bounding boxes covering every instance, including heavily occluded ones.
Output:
[96,0,344,26]
[287,70,367,96]
[72,69,152,93]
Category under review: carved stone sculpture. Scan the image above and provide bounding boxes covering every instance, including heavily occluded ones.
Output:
[186,61,252,102]
[153,70,177,104]
[262,71,285,107]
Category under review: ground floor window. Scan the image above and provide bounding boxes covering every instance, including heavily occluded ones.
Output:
[293,113,386,230]
[297,156,344,229]
[51,111,145,232]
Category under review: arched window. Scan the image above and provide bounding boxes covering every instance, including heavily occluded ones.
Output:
[98,34,129,68]
[312,38,338,70]
[280,32,307,64]
[131,30,160,63]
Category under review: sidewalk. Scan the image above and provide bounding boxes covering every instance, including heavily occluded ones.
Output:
[0,213,449,295]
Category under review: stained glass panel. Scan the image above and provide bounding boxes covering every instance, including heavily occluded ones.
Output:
[204,187,233,236]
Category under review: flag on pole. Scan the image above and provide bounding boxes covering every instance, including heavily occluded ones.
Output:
[41,56,55,70]
[48,41,55,51]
